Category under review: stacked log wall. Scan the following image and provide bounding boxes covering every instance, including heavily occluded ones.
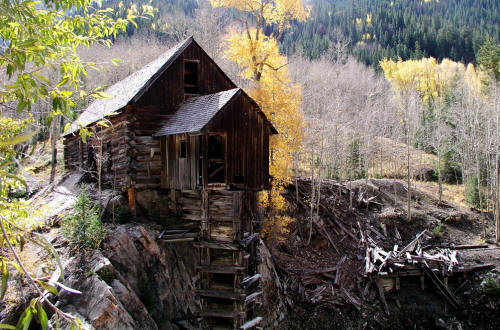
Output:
[63,113,132,191]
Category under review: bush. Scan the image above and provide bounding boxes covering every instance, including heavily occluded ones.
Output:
[62,189,106,251]
[481,273,500,294]
[465,175,487,209]
[433,223,444,238]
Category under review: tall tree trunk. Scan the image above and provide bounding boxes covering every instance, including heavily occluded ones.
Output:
[496,152,500,242]
[407,125,412,222]
[308,148,315,245]
[437,142,442,203]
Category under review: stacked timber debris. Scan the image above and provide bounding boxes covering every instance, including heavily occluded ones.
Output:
[364,230,460,276]
[276,178,496,322]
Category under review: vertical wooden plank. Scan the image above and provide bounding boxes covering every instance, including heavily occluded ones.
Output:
[201,189,209,239]
[190,135,196,190]
[202,131,208,189]
[233,191,243,241]
[160,136,167,189]
[264,128,270,188]
[185,134,191,189]
[223,133,228,187]
[246,104,253,188]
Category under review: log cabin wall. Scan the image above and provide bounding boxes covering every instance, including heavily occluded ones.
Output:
[62,112,131,190]
[64,39,237,193]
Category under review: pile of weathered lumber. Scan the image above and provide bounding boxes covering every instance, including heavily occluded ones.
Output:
[365,229,460,276]
[277,178,496,315]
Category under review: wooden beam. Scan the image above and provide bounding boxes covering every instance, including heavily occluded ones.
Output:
[241,274,261,289]
[240,317,263,330]
[196,265,245,273]
[423,265,460,309]
[194,241,240,251]
[245,291,262,306]
[201,310,245,319]
[197,289,246,300]
[159,238,195,243]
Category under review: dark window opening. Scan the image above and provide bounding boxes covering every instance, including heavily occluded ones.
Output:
[184,60,198,95]
[207,135,225,184]
[86,144,96,172]
[179,140,186,158]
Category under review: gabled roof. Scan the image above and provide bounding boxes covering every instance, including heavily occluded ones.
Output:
[153,88,277,136]
[64,36,236,136]
[64,37,193,136]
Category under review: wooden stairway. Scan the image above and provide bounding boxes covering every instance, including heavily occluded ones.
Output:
[196,190,263,330]
[162,189,263,329]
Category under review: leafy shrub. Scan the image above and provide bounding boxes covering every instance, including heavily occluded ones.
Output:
[433,223,444,238]
[62,189,106,251]
[481,273,500,294]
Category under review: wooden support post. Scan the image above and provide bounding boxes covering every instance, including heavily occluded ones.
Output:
[127,187,136,217]
[420,274,425,290]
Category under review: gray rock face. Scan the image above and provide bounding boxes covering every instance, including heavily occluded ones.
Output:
[256,239,288,329]
[104,225,198,323]
[53,225,199,330]
[57,255,138,330]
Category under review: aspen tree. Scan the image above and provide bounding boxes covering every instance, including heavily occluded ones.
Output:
[210,0,310,238]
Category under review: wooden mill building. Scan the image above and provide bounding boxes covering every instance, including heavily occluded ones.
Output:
[63,37,276,329]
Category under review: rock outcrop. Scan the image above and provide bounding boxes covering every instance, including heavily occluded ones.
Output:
[53,224,199,330]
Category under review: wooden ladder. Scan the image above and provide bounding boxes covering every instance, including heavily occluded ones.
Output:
[196,190,263,329]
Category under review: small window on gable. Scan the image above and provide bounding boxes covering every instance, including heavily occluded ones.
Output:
[184,60,198,95]
[180,140,186,158]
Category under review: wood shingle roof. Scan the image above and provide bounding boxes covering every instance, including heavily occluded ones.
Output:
[153,88,240,136]
[64,37,193,136]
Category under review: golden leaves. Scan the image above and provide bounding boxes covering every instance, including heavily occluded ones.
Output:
[210,0,310,30]
[380,57,470,102]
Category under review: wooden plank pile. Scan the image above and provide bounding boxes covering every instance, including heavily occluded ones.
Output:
[278,178,496,317]
[364,229,461,276]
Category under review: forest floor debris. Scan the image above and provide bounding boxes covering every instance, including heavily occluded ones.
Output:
[276,178,500,329]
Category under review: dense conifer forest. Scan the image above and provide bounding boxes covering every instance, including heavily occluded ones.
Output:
[105,0,500,68]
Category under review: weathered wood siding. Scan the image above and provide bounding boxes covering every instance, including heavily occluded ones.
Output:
[63,113,131,190]
[206,94,272,191]
[160,92,272,191]
[128,40,235,191]
[137,41,235,111]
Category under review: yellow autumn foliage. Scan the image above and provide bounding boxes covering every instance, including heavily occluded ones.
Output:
[211,0,309,240]
[379,57,485,102]
[210,0,309,31]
